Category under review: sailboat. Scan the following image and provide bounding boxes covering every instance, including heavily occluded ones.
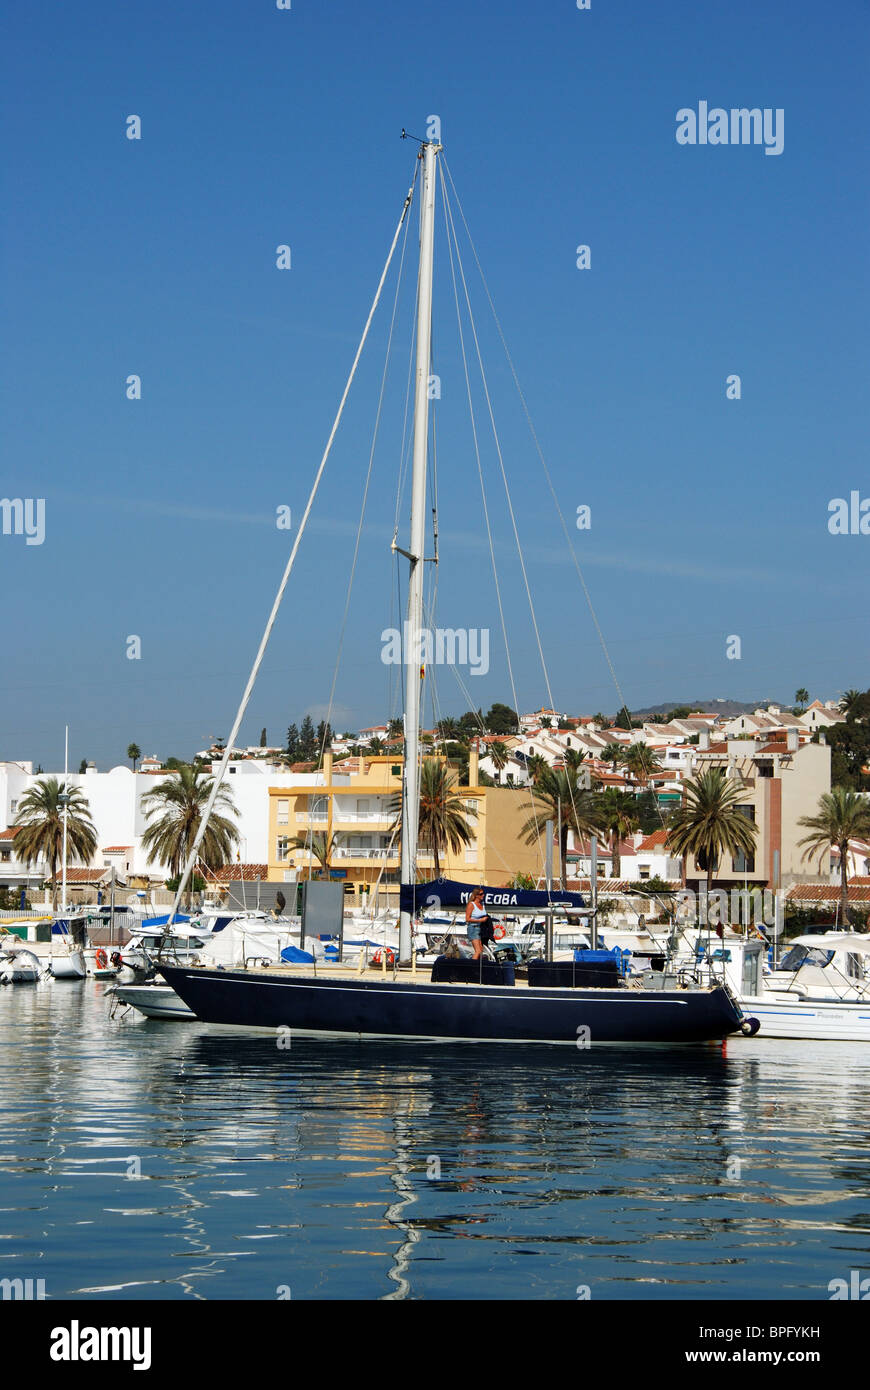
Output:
[160,137,747,1044]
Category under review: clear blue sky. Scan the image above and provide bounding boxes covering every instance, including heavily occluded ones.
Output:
[2,0,868,769]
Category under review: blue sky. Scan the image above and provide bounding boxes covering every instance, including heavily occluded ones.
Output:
[2,0,868,769]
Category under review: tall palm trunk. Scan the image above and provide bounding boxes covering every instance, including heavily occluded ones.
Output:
[610,830,621,879]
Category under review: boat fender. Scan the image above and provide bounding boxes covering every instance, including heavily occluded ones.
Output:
[740,1017,761,1037]
[95,949,108,970]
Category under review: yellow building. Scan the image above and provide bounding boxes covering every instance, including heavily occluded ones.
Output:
[267,748,542,905]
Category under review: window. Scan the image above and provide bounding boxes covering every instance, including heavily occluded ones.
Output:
[638,866,650,880]
[465,799,479,814]
[756,763,773,779]
[277,799,289,826]
[0,851,10,862]
[10,800,16,813]
[276,837,289,862]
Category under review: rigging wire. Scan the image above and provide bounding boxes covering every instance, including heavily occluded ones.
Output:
[303,157,419,874]
[442,157,645,759]
[442,156,669,869]
[440,168,574,881]
[164,169,420,923]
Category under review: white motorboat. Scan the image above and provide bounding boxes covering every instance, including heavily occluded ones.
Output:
[689,931,870,1042]
[48,916,87,980]
[0,945,42,984]
[108,982,195,1020]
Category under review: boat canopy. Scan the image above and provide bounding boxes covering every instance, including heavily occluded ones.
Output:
[792,932,870,955]
[142,914,191,927]
[401,877,588,915]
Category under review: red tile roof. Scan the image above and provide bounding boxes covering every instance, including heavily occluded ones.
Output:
[786,882,870,904]
[0,827,19,839]
[202,864,269,882]
[103,845,132,852]
[636,830,669,851]
[565,876,680,894]
[49,867,107,883]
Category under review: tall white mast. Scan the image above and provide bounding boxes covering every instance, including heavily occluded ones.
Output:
[61,724,69,914]
[399,138,440,963]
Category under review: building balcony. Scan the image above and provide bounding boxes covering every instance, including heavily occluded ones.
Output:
[332,847,399,862]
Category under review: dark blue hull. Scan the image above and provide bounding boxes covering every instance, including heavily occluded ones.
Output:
[159,966,743,1044]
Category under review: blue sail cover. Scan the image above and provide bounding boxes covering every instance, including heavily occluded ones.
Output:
[400,877,587,915]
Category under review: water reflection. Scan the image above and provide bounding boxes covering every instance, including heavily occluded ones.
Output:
[1,983,868,1300]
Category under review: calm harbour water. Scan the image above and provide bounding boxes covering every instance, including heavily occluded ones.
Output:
[1,978,869,1302]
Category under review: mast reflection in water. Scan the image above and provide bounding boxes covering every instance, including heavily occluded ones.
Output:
[1,982,868,1300]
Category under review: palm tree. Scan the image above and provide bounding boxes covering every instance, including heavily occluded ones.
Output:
[839,689,863,719]
[622,744,662,787]
[526,753,548,784]
[797,788,870,926]
[488,741,511,780]
[127,742,141,771]
[600,742,625,765]
[389,759,477,878]
[794,688,809,712]
[665,769,758,906]
[289,830,337,881]
[436,716,460,742]
[564,747,586,775]
[520,767,601,890]
[140,765,239,906]
[14,778,98,910]
[597,788,640,878]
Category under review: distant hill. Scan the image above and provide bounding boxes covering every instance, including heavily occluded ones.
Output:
[627,698,784,720]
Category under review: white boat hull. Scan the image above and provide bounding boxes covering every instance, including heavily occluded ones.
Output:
[50,950,86,979]
[740,994,870,1042]
[0,950,42,984]
[110,983,194,1020]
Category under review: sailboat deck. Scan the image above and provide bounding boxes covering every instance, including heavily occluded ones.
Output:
[176,961,649,990]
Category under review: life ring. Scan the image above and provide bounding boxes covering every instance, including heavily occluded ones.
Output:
[94,948,108,970]
[372,948,395,967]
[493,924,506,940]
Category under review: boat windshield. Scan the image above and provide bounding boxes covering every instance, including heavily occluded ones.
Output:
[778,944,834,972]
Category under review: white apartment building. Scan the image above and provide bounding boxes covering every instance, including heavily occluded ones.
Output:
[0,757,318,891]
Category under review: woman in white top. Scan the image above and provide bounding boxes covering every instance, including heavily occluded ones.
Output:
[465,888,490,960]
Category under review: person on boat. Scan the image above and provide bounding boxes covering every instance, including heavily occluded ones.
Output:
[466,888,493,959]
